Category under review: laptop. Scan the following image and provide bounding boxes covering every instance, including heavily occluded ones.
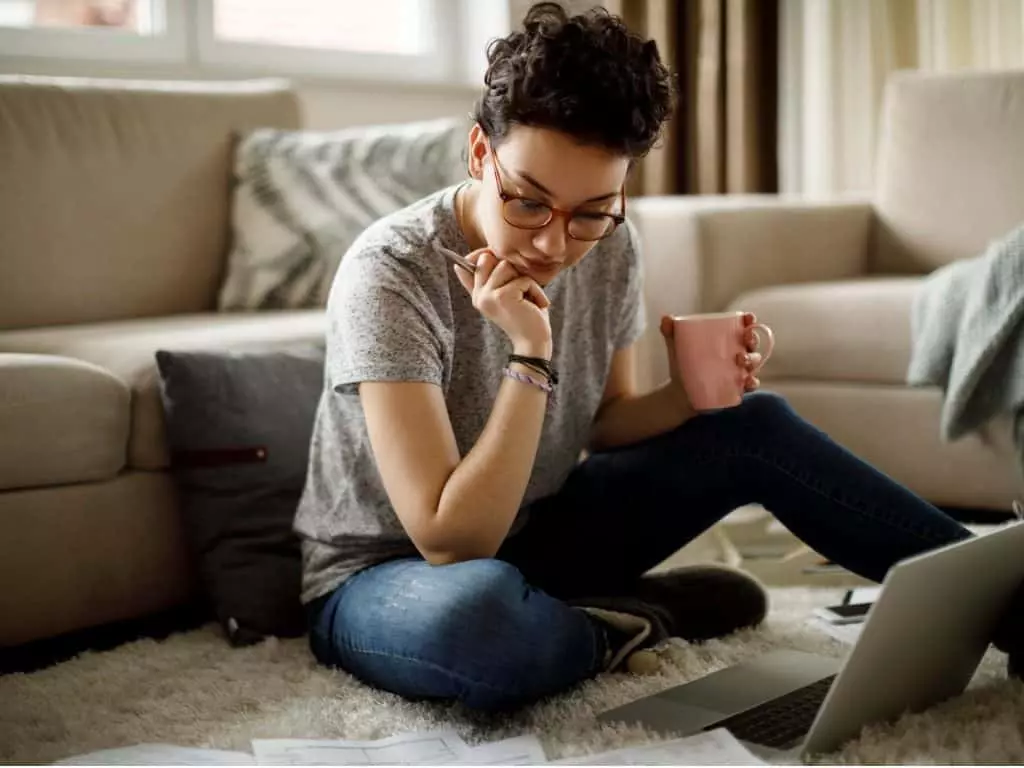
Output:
[598,520,1024,759]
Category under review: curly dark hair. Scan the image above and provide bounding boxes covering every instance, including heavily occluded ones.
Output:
[471,2,676,159]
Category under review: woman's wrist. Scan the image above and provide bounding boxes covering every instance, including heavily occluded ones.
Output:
[512,339,553,360]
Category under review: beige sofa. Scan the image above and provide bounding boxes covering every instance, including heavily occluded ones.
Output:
[630,69,1024,516]
[0,77,325,647]
[1,70,1022,649]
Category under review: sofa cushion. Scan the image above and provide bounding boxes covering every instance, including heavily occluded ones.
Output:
[155,345,324,645]
[0,354,130,490]
[0,76,300,330]
[0,471,192,646]
[727,277,922,384]
[217,117,467,311]
[0,311,326,470]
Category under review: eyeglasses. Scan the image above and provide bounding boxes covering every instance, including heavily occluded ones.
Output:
[489,145,626,242]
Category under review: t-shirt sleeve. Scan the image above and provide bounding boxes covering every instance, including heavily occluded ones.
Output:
[327,247,445,394]
[614,218,648,349]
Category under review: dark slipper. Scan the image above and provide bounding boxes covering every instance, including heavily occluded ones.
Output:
[573,564,770,673]
[627,564,770,641]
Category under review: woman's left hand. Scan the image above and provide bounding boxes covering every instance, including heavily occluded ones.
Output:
[659,312,764,399]
[740,312,763,392]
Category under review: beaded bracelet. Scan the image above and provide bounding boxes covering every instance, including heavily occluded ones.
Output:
[502,366,554,395]
[511,360,551,384]
[508,354,559,385]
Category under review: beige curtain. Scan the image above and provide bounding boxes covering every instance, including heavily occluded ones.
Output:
[606,0,779,196]
[780,0,1024,196]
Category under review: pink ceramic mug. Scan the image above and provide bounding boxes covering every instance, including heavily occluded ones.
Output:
[673,312,775,411]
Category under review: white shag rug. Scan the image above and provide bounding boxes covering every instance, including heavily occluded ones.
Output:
[2,588,1022,765]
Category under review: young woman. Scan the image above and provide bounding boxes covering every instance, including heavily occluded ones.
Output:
[294,3,1021,711]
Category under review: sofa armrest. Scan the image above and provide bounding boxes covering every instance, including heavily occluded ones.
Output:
[630,194,875,315]
[626,195,874,391]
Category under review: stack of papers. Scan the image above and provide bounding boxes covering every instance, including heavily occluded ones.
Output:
[55,727,764,765]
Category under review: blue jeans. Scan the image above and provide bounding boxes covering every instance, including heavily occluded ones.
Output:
[307,392,972,710]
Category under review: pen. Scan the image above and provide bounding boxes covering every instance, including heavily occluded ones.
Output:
[433,240,477,273]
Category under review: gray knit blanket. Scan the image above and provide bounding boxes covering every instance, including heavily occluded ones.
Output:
[906,224,1024,478]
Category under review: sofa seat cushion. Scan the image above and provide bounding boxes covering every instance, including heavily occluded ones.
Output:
[727,277,922,384]
[0,311,326,470]
[0,354,130,490]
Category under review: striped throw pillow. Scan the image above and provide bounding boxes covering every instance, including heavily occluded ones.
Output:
[218,116,467,311]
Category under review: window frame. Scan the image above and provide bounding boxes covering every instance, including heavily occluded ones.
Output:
[193,0,461,83]
[0,0,188,62]
[0,0,497,86]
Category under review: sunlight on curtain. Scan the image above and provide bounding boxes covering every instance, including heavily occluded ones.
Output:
[780,0,1024,196]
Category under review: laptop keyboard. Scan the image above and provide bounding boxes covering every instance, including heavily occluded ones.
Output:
[706,675,837,749]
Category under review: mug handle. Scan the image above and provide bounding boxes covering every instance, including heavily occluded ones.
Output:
[748,323,775,372]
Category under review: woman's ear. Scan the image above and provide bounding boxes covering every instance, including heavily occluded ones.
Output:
[466,123,488,180]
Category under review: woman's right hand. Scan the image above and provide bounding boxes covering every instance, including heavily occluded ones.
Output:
[454,249,552,356]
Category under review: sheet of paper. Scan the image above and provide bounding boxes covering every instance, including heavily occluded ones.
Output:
[846,585,882,604]
[251,730,472,765]
[460,734,547,765]
[551,728,765,765]
[807,616,864,645]
[54,743,254,765]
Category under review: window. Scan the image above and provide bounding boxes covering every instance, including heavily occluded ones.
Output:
[0,0,184,60]
[196,0,456,81]
[212,0,425,56]
[0,0,155,33]
[0,0,505,84]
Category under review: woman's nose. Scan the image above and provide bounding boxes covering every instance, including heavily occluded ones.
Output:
[531,216,568,258]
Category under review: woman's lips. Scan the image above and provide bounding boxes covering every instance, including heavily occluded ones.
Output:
[519,257,561,275]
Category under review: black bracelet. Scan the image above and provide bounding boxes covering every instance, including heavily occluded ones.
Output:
[514,361,551,383]
[508,354,559,386]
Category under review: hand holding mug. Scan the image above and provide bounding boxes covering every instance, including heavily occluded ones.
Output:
[661,311,775,412]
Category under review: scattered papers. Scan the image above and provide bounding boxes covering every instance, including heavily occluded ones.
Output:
[54,744,254,764]
[251,730,469,765]
[250,730,547,766]
[54,727,763,766]
[462,734,549,765]
[552,728,764,765]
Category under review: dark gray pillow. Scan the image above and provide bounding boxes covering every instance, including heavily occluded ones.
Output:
[155,344,325,646]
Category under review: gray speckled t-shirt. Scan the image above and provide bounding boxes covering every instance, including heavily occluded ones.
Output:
[294,184,646,603]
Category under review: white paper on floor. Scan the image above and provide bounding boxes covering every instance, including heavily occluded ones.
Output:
[54,727,762,765]
[251,730,548,765]
[251,730,470,765]
[462,734,550,765]
[53,743,255,765]
[551,728,764,765]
